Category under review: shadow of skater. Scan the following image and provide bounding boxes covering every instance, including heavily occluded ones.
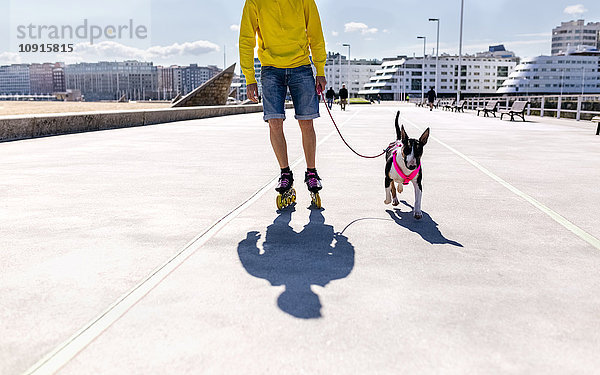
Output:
[237,207,354,319]
[386,201,463,247]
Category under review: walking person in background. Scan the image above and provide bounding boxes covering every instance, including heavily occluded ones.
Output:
[427,86,436,111]
[239,0,327,204]
[325,87,335,109]
[339,84,348,111]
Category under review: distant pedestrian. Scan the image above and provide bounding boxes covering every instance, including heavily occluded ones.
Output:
[325,87,335,109]
[339,84,348,111]
[377,94,381,104]
[406,94,410,102]
[427,87,436,111]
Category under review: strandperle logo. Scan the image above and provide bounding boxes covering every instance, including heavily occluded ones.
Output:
[15,19,149,45]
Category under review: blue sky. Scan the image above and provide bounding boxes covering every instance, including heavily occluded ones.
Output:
[1,0,599,67]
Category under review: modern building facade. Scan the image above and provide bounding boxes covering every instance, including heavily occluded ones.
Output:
[552,20,600,56]
[181,64,221,95]
[0,64,31,94]
[29,63,65,94]
[324,53,381,98]
[157,65,183,100]
[65,61,158,101]
[239,58,263,100]
[360,48,518,100]
[52,64,66,93]
[497,51,600,95]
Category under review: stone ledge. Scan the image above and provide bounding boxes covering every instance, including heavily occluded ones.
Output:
[0,103,294,142]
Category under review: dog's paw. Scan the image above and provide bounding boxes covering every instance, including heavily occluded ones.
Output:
[397,185,403,193]
[392,197,399,206]
[384,198,392,205]
[413,210,423,220]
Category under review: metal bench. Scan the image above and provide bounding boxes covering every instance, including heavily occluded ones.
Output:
[476,100,499,117]
[592,116,600,135]
[452,100,466,113]
[443,100,455,111]
[499,100,528,122]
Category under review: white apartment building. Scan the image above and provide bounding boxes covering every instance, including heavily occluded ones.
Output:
[552,20,600,56]
[498,51,600,95]
[324,53,381,97]
[360,50,518,100]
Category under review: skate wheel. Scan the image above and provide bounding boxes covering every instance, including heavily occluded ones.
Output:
[276,195,284,210]
[312,193,322,209]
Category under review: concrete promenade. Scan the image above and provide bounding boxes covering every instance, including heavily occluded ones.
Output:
[2,103,600,374]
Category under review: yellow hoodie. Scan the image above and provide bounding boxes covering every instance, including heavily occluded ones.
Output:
[239,0,326,85]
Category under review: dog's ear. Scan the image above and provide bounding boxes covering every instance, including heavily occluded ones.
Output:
[420,128,430,146]
[400,125,409,144]
[395,111,402,140]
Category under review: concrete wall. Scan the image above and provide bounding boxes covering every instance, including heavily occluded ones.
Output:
[0,103,294,142]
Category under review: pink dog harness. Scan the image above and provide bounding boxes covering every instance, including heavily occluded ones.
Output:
[392,150,421,185]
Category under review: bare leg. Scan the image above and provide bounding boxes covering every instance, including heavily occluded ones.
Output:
[298,119,316,169]
[269,119,289,168]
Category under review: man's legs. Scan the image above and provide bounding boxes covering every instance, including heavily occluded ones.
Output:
[298,120,316,169]
[287,65,322,194]
[261,66,288,171]
[269,119,289,168]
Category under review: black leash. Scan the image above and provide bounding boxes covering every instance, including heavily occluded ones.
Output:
[319,91,386,159]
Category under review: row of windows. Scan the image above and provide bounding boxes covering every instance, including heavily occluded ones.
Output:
[553,35,596,41]
[511,83,600,88]
[554,29,599,34]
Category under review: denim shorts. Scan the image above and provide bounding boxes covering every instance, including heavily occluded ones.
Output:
[261,64,320,122]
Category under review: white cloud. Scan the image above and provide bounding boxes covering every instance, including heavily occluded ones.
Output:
[564,4,587,16]
[383,29,391,34]
[515,32,552,38]
[332,31,339,36]
[0,52,22,64]
[344,22,378,35]
[147,41,221,58]
[230,24,240,32]
[59,40,220,63]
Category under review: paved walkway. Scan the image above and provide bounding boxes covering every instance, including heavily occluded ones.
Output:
[2,103,599,374]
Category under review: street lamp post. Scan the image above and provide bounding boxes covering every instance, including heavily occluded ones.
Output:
[457,0,464,102]
[343,43,351,98]
[581,67,586,96]
[560,68,565,96]
[417,36,426,103]
[429,18,440,95]
[402,64,405,102]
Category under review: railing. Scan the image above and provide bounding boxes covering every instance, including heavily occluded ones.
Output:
[0,94,58,101]
[464,95,600,121]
